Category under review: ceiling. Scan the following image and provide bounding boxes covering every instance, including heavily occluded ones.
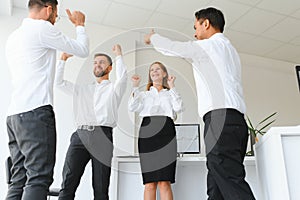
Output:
[3,0,300,64]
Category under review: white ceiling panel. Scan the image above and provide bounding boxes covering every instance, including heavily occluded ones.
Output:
[224,29,256,48]
[227,0,262,6]
[145,12,190,32]
[291,9,300,19]
[156,0,211,19]
[267,44,300,63]
[208,0,252,27]
[263,17,300,43]
[59,0,111,23]
[230,8,285,35]
[102,2,152,29]
[238,36,284,56]
[256,0,300,15]
[289,36,300,46]
[113,0,160,11]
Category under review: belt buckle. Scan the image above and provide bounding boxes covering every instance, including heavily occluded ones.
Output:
[87,125,95,131]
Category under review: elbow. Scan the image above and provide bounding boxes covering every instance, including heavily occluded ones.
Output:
[173,104,184,113]
[78,47,89,58]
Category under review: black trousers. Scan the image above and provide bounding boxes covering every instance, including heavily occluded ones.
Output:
[6,105,56,200]
[203,108,255,200]
[58,126,113,200]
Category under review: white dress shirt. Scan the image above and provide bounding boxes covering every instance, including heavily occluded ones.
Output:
[55,56,127,127]
[6,18,89,116]
[128,86,183,119]
[150,33,246,117]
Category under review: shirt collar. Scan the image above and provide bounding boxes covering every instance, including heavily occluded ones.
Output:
[95,80,110,86]
[150,86,168,92]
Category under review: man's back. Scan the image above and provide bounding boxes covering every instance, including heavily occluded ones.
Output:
[6,18,57,116]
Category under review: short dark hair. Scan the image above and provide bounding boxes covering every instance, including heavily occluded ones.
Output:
[94,53,113,66]
[195,7,225,33]
[28,0,58,9]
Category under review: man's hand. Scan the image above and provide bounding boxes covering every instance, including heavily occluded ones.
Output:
[144,29,155,45]
[131,75,141,87]
[167,75,176,88]
[112,44,122,56]
[60,52,73,61]
[66,9,85,27]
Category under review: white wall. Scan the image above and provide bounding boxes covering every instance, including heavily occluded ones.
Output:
[1,9,300,199]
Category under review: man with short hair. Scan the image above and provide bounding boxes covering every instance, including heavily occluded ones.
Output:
[145,7,255,200]
[5,0,89,199]
[55,44,127,200]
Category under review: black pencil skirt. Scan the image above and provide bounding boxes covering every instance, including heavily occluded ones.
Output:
[138,116,177,184]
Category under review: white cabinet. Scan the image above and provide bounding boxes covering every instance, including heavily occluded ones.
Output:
[255,126,300,200]
[110,156,262,200]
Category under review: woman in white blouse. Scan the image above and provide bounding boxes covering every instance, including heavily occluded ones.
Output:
[128,62,183,200]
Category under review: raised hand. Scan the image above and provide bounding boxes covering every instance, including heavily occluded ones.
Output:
[60,52,73,61]
[66,9,85,27]
[144,29,155,45]
[131,75,141,87]
[167,75,176,88]
[112,44,122,56]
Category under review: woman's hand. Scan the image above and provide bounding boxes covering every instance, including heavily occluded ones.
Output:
[131,75,141,87]
[167,75,176,88]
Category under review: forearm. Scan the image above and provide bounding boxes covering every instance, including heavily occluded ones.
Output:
[41,25,89,58]
[128,87,143,112]
[55,60,75,95]
[151,34,196,59]
[169,87,183,113]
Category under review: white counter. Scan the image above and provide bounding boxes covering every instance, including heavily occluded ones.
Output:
[255,126,300,200]
[109,155,262,200]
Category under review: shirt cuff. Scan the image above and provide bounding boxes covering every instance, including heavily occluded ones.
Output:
[169,87,180,96]
[76,26,86,34]
[57,60,66,68]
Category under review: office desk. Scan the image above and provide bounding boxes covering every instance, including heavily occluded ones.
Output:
[109,156,262,200]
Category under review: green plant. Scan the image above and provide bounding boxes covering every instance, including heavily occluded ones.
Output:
[246,112,277,156]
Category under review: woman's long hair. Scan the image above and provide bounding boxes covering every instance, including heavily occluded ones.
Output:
[146,62,170,91]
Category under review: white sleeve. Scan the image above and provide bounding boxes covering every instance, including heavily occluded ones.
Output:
[128,87,143,112]
[40,24,89,58]
[54,60,75,96]
[114,56,128,102]
[150,34,201,59]
[169,87,183,113]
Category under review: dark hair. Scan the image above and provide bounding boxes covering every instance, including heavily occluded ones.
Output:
[94,53,113,66]
[146,62,170,91]
[195,7,225,33]
[28,0,58,9]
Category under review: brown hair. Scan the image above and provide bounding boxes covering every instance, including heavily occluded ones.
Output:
[28,0,58,9]
[146,62,170,91]
[94,53,113,66]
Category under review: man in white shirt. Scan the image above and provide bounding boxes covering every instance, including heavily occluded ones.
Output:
[5,0,89,199]
[144,7,255,200]
[55,44,127,200]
